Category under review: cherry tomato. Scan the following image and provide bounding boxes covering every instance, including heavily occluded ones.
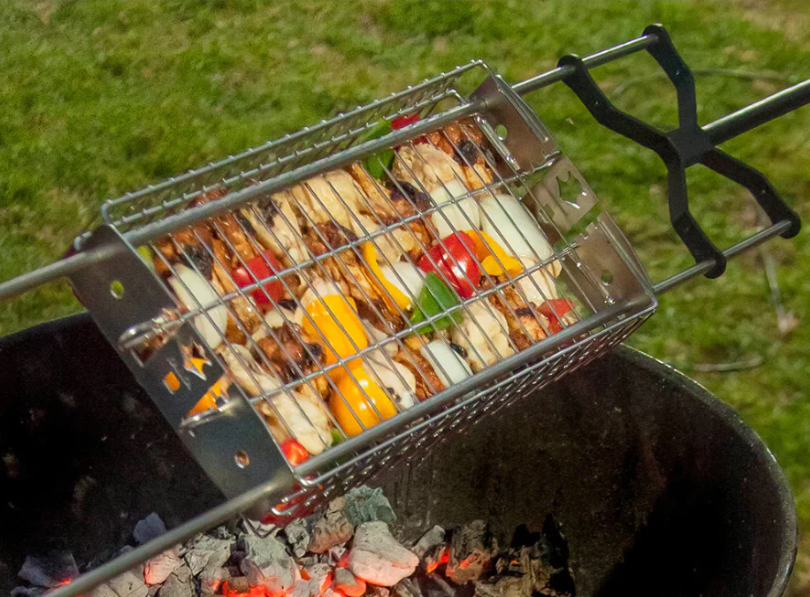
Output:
[391,113,426,144]
[418,232,480,299]
[232,250,284,306]
[280,438,310,465]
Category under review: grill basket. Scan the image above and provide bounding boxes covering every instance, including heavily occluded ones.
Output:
[69,60,656,523]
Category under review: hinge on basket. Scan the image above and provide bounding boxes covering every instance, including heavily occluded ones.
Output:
[557,24,801,279]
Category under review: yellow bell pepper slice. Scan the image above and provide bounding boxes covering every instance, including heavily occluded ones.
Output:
[467,230,523,277]
[328,364,397,437]
[363,242,411,311]
[302,293,368,369]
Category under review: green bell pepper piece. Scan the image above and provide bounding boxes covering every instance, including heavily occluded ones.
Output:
[357,119,395,179]
[410,272,463,334]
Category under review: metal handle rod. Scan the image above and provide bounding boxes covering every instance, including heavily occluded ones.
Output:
[704,79,810,145]
[652,219,793,295]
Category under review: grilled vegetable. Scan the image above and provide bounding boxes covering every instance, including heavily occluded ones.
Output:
[419,340,472,388]
[281,438,310,465]
[429,180,481,239]
[300,280,368,369]
[417,231,480,299]
[365,353,417,410]
[232,250,284,306]
[480,193,554,264]
[168,264,229,349]
[329,365,398,437]
[364,242,424,311]
[409,272,463,334]
[451,300,513,371]
[183,357,229,417]
[468,230,523,278]
[540,298,576,334]
[358,119,396,179]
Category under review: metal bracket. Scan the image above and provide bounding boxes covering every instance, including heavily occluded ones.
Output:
[557,23,801,278]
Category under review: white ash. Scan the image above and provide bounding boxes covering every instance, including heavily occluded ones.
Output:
[348,522,419,587]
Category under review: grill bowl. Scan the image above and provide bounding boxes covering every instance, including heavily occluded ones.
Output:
[0,314,796,596]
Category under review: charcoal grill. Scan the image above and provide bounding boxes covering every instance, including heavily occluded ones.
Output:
[0,24,806,597]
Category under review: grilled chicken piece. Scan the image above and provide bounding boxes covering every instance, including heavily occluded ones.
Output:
[393,350,444,400]
[212,211,257,263]
[490,284,547,351]
[257,384,332,455]
[208,239,262,337]
[349,163,396,220]
[428,120,494,190]
[242,191,309,266]
[392,144,465,192]
[451,300,514,372]
[256,323,327,395]
[290,170,365,231]
[387,182,435,259]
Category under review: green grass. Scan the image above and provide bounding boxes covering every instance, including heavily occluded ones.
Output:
[1,0,808,587]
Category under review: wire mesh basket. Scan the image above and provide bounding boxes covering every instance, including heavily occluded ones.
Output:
[66,60,656,522]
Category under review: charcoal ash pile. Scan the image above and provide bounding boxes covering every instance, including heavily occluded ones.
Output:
[11,486,573,597]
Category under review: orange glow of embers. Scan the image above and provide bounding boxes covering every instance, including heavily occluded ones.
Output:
[220,581,268,597]
[425,547,450,573]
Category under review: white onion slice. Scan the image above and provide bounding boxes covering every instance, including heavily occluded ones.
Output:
[420,340,473,388]
[480,193,553,262]
[430,180,481,239]
[168,264,228,349]
[378,261,424,305]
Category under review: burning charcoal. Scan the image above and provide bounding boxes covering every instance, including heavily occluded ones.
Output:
[199,565,231,595]
[334,567,366,597]
[239,535,297,593]
[18,550,80,588]
[308,498,354,554]
[184,535,232,576]
[393,577,423,597]
[303,563,332,596]
[106,570,149,597]
[209,524,238,541]
[158,566,194,597]
[134,513,168,545]
[368,587,391,597]
[446,521,491,584]
[342,486,396,525]
[147,587,160,597]
[427,574,457,597]
[349,521,419,587]
[224,577,251,593]
[143,549,182,585]
[285,518,312,559]
[11,588,46,597]
[327,546,347,568]
[411,526,445,559]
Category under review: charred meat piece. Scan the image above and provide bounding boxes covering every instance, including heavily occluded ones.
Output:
[257,323,327,394]
[393,349,444,400]
[152,226,215,278]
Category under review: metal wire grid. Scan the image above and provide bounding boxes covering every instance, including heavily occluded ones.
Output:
[95,62,654,520]
[95,63,484,238]
[264,305,654,523]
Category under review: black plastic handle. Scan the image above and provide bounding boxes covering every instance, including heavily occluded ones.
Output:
[558,24,802,279]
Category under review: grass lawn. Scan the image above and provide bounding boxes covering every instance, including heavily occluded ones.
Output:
[1,0,808,589]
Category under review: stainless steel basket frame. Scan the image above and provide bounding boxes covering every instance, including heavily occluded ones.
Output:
[68,59,657,522]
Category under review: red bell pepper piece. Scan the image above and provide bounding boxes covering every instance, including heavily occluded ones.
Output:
[232,250,284,306]
[540,298,575,334]
[418,232,480,299]
[280,438,309,465]
[391,113,426,144]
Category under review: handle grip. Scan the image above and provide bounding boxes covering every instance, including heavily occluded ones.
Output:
[556,24,803,280]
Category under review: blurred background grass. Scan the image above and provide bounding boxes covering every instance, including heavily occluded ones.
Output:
[0,0,807,590]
